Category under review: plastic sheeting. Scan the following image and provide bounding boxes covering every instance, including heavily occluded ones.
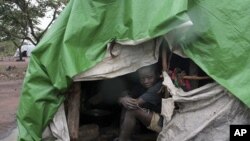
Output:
[158,72,250,141]
[42,104,70,141]
[74,38,161,81]
[17,0,250,140]
[180,0,250,107]
[17,0,188,140]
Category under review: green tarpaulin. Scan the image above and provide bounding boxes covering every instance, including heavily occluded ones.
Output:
[182,0,250,107]
[17,0,188,140]
[17,0,250,140]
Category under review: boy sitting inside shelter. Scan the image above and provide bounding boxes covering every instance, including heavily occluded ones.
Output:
[116,64,163,141]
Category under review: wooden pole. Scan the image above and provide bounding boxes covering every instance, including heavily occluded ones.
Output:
[67,82,81,141]
[183,75,210,80]
[189,61,199,89]
[162,46,168,71]
[162,46,170,98]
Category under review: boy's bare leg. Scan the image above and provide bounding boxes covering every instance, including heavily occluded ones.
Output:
[119,110,136,141]
[119,109,153,141]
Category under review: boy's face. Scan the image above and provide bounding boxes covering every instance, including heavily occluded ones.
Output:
[138,68,157,88]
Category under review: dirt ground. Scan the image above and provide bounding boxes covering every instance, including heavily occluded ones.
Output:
[0,57,28,140]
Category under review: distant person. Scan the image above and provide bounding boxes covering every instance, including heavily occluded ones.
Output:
[22,51,27,57]
[116,64,163,141]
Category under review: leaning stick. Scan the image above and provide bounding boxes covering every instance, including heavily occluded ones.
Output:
[183,75,210,80]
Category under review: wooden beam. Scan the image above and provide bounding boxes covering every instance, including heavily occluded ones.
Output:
[183,75,210,80]
[189,61,199,89]
[162,46,170,98]
[162,46,168,71]
[67,82,81,141]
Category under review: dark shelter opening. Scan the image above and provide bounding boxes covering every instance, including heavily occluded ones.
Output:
[63,45,213,141]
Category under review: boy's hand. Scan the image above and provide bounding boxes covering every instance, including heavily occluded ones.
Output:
[119,96,138,110]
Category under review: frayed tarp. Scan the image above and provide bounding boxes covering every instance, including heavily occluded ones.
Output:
[159,72,250,141]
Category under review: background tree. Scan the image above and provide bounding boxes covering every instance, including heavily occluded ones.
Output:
[0,0,68,60]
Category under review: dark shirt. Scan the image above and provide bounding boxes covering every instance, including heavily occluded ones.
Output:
[129,81,162,113]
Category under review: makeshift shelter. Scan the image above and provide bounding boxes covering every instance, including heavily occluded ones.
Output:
[17,0,250,141]
[13,42,35,57]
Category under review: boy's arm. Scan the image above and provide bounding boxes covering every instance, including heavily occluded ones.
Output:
[119,91,138,110]
[136,97,146,106]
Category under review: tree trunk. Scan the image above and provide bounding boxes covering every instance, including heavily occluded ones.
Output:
[18,46,23,61]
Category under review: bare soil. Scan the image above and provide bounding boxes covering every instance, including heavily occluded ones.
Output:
[0,57,28,139]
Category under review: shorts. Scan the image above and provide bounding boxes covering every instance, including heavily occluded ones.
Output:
[147,112,162,133]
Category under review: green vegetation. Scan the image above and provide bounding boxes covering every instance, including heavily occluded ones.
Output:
[0,0,68,60]
[0,41,16,57]
[0,0,68,46]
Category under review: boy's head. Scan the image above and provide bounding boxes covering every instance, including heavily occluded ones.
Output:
[138,64,159,88]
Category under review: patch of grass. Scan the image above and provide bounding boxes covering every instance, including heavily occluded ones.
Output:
[0,41,16,57]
